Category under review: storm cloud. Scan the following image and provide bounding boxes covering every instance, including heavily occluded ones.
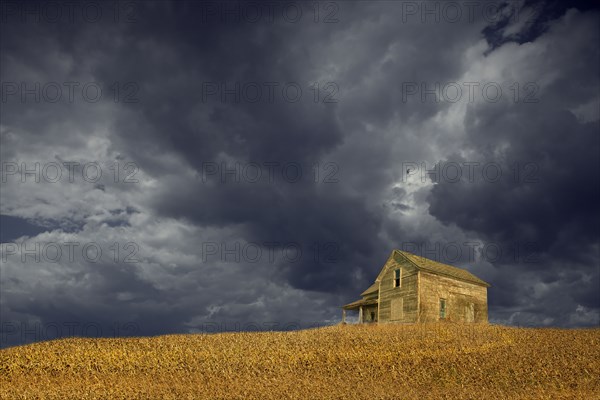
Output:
[1,0,598,347]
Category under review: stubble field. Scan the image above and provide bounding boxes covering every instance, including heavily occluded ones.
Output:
[1,323,599,399]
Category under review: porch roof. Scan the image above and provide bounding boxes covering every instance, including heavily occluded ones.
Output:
[342,298,378,310]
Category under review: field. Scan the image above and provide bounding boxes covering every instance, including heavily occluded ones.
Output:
[1,323,599,399]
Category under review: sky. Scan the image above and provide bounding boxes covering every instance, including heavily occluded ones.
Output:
[0,0,598,347]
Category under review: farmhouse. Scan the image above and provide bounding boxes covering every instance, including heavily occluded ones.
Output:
[342,250,490,323]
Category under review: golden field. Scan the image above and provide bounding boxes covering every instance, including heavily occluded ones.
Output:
[1,323,599,400]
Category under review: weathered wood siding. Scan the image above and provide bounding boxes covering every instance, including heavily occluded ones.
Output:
[378,254,419,323]
[418,271,488,323]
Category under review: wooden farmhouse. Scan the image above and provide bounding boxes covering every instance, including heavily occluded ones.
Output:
[342,250,490,324]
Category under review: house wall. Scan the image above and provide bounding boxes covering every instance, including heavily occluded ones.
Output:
[418,271,488,323]
[378,254,419,323]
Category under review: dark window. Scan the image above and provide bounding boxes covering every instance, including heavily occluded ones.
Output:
[370,312,375,321]
[440,298,446,319]
[394,269,401,287]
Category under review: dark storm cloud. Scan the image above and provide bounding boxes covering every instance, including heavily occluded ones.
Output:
[74,2,426,295]
[429,108,599,262]
[0,215,47,243]
[161,182,383,289]
[427,8,600,326]
[101,0,490,295]
[1,1,599,347]
[483,0,600,49]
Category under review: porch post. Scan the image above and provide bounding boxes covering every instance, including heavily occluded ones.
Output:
[342,309,346,323]
[358,306,363,324]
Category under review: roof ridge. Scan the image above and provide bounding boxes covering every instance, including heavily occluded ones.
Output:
[395,249,490,287]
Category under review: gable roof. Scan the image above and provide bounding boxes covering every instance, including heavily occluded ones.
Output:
[360,282,379,296]
[397,250,490,287]
[373,249,490,288]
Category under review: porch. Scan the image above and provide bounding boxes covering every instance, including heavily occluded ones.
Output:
[342,298,378,324]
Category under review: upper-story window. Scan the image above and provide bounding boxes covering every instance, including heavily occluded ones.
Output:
[394,268,401,287]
